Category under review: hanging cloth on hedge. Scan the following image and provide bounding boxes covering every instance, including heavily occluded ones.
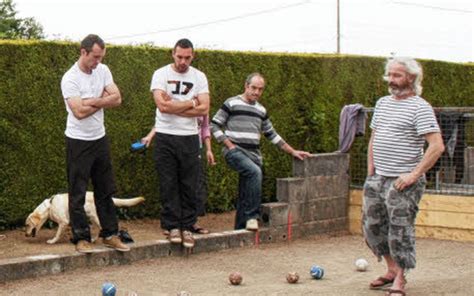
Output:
[337,103,367,153]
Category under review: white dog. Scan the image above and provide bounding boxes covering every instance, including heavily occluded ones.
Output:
[25,191,145,244]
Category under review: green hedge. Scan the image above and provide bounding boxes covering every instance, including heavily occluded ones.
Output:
[0,40,472,228]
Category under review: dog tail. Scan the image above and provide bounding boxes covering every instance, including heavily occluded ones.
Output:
[112,196,145,207]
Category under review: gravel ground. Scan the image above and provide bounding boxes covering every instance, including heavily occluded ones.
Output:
[1,233,473,296]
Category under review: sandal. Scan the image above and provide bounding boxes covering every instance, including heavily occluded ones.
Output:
[386,288,406,296]
[191,225,210,234]
[370,276,395,290]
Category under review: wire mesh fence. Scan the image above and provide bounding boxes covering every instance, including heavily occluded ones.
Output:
[349,107,474,196]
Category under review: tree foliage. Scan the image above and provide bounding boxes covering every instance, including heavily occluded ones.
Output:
[0,0,44,39]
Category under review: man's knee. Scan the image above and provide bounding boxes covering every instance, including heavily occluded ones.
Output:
[243,165,262,179]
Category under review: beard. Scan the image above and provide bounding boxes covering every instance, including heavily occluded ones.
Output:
[388,82,414,98]
[175,63,189,73]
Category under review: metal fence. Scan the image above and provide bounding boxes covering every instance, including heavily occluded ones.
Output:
[349,107,474,196]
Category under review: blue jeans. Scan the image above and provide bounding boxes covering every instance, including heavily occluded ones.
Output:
[225,148,263,229]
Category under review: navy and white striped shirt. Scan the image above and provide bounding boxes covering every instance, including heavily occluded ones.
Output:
[371,95,440,177]
[211,95,286,163]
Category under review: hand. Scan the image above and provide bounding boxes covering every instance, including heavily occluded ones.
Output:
[141,136,153,148]
[292,150,312,160]
[394,173,417,191]
[224,139,236,151]
[163,93,172,101]
[207,150,216,166]
[193,95,200,106]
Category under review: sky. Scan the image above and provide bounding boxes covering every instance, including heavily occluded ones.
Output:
[14,0,473,63]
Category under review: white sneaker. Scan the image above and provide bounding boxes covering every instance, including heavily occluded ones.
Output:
[246,219,259,231]
[182,230,195,248]
[169,229,182,244]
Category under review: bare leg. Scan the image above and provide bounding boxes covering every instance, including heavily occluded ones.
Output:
[384,255,400,276]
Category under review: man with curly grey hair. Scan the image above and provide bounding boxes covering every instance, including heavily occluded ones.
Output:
[362,57,444,295]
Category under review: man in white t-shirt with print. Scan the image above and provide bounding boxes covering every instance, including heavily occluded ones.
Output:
[61,34,129,253]
[362,57,444,295]
[150,38,210,249]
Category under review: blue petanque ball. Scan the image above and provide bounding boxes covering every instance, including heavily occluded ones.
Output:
[102,282,116,296]
[310,265,324,279]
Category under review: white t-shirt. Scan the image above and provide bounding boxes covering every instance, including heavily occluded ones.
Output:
[371,95,440,176]
[150,64,209,136]
[61,63,113,140]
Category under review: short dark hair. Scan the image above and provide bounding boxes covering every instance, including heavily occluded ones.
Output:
[245,72,265,85]
[80,34,105,53]
[173,38,194,51]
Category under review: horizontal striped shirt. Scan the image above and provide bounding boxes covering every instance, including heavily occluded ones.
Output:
[371,95,440,177]
[211,95,286,161]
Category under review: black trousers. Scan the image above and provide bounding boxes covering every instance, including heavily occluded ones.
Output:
[195,149,208,217]
[154,132,199,231]
[66,136,118,243]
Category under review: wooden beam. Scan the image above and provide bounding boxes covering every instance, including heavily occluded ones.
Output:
[350,190,474,213]
[416,225,474,241]
[348,204,474,241]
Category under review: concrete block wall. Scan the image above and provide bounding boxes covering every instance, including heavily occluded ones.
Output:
[261,153,350,239]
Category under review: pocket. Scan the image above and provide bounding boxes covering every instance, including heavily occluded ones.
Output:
[224,148,242,168]
[365,173,381,182]
[363,174,381,199]
[391,214,410,226]
[223,147,238,159]
[363,173,380,189]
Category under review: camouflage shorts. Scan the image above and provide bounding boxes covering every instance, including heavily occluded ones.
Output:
[362,173,426,270]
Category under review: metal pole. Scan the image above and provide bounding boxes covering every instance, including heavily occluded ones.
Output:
[337,0,341,54]
[337,0,340,54]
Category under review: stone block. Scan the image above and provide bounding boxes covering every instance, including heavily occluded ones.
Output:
[305,176,333,199]
[293,153,349,177]
[333,174,350,196]
[288,202,306,224]
[276,177,306,203]
[257,227,289,244]
[261,202,289,227]
[305,175,350,200]
[192,230,256,253]
[303,197,348,222]
[261,225,288,243]
[299,218,348,236]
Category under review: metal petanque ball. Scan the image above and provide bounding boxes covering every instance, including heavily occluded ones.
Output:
[286,271,300,284]
[102,282,116,296]
[229,272,243,285]
[310,265,324,279]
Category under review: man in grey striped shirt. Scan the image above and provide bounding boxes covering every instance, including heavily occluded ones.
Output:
[211,73,311,231]
[362,57,444,295]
